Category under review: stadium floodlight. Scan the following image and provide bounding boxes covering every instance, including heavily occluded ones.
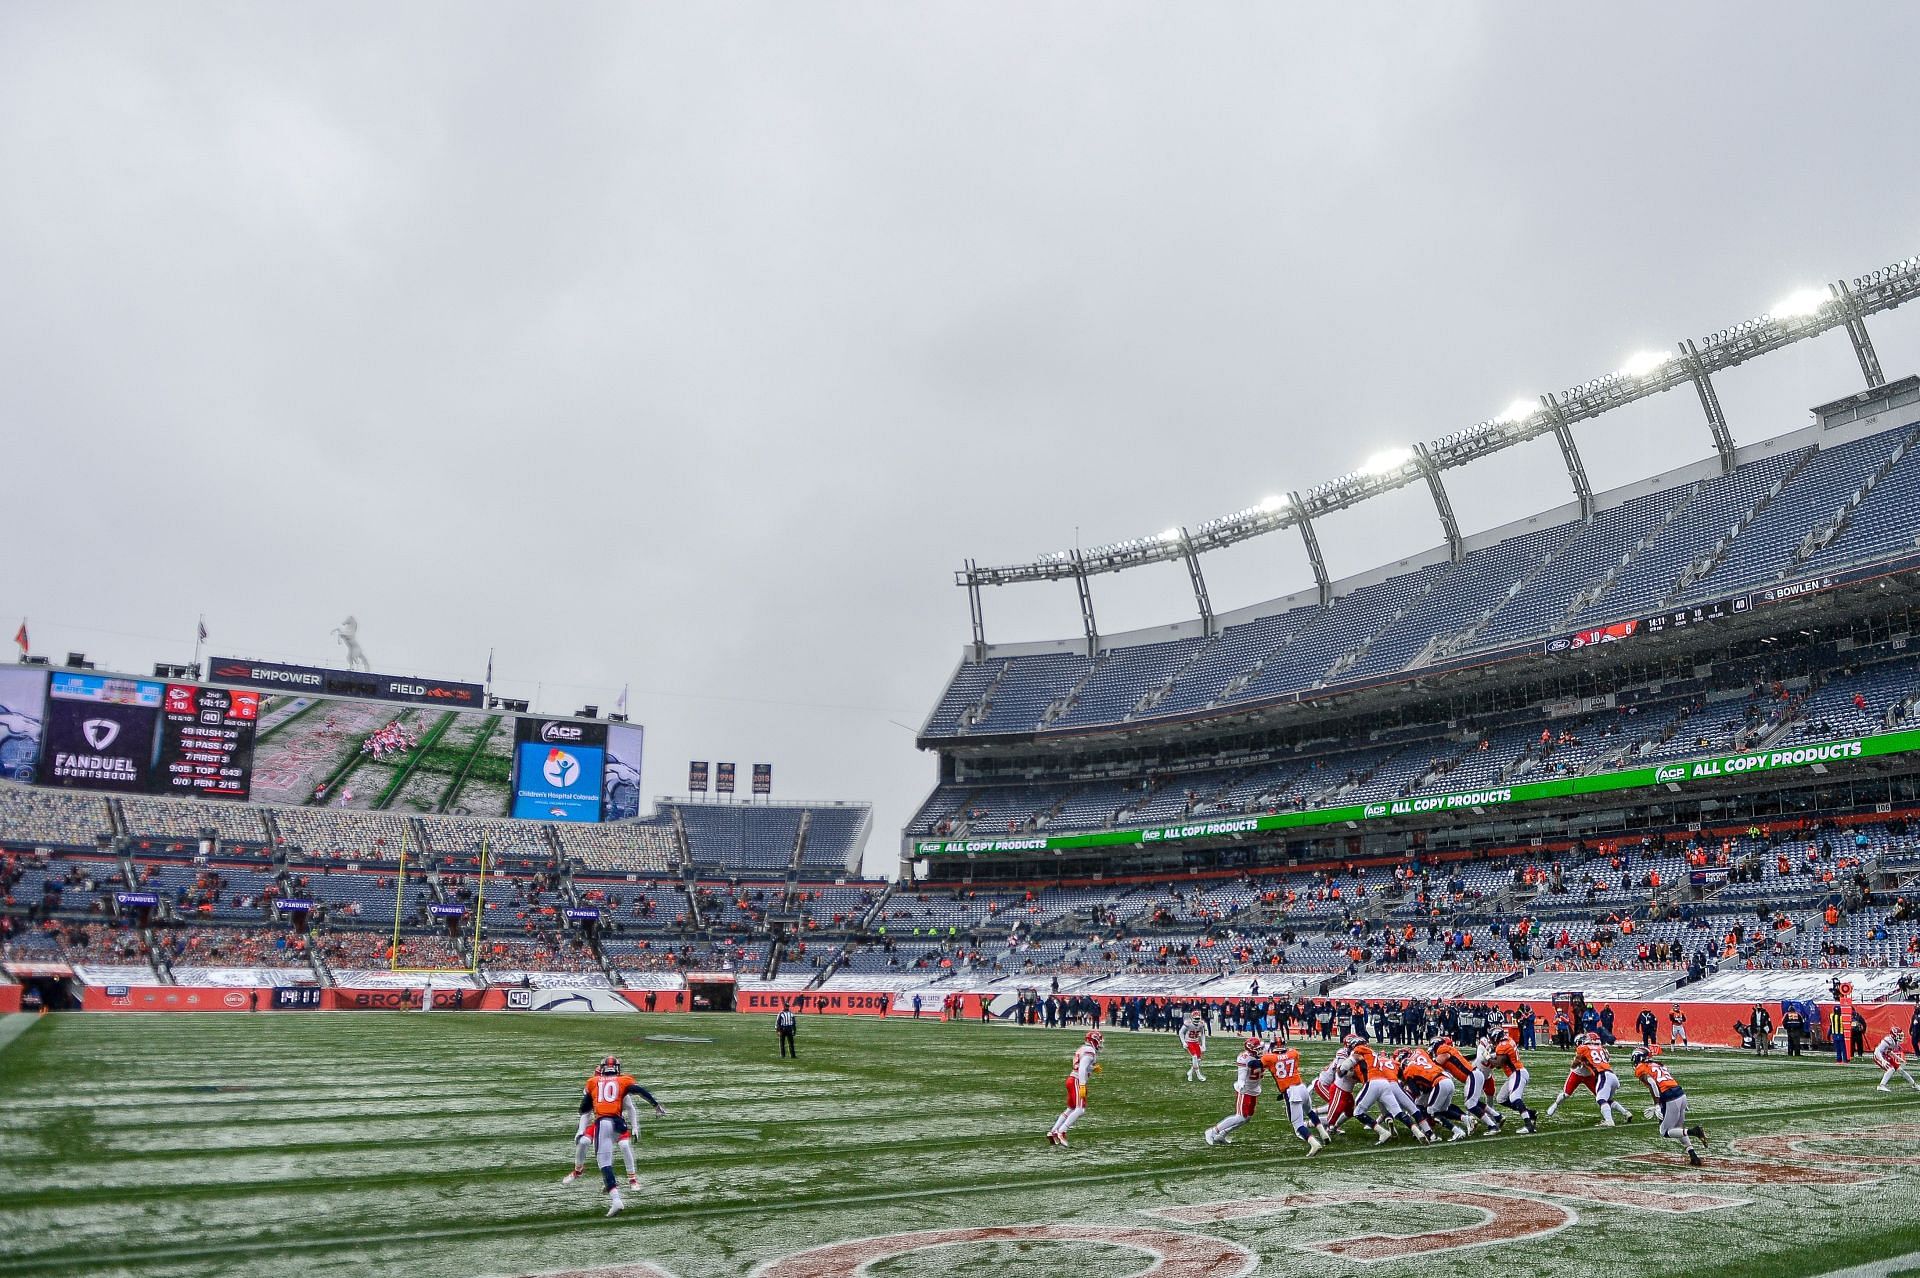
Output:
[1770,288,1829,321]
[956,248,1918,598]
[1362,446,1414,476]
[1157,527,1183,543]
[1619,350,1673,378]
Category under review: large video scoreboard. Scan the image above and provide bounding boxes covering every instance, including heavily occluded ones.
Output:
[0,658,641,822]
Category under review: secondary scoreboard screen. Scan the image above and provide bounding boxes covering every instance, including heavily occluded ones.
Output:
[155,684,260,801]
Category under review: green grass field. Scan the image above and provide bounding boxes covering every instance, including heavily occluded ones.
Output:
[1,1012,1917,1278]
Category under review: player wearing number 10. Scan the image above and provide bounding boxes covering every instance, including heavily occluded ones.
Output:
[562,1055,667,1216]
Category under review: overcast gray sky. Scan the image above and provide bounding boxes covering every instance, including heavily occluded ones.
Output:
[5,3,1919,879]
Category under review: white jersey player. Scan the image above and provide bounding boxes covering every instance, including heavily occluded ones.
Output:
[1203,1037,1271,1147]
[1876,1029,1920,1092]
[1048,1031,1103,1146]
[1179,1012,1210,1082]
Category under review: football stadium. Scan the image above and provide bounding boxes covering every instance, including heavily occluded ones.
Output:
[8,257,1920,1276]
[10,9,1920,1278]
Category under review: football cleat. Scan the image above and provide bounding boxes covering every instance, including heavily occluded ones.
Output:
[1687,1149,1702,1167]
[1878,1084,1893,1092]
[1054,1133,1069,1147]
[1375,1125,1394,1145]
[1688,1125,1708,1147]
[627,1175,640,1190]
[1305,1135,1323,1156]
[606,1189,625,1217]
[1449,1126,1469,1142]
[561,1169,582,1185]
[1204,1130,1218,1146]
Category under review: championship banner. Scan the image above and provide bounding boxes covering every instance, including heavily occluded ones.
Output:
[752,763,771,796]
[206,656,484,709]
[716,762,736,795]
[689,760,710,793]
[913,729,1920,856]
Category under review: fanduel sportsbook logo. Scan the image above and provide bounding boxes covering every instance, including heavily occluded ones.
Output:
[543,748,580,787]
[82,719,121,751]
[540,722,585,742]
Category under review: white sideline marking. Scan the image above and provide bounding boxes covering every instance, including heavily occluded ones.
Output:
[0,1013,40,1057]
[1817,1254,1920,1278]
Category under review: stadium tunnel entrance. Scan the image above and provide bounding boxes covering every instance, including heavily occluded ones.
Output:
[687,974,736,1012]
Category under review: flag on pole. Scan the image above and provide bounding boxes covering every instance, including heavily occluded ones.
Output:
[485,648,494,688]
[12,620,25,655]
[197,617,208,643]
[616,683,629,716]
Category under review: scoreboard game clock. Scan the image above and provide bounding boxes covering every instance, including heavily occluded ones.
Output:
[156,683,260,800]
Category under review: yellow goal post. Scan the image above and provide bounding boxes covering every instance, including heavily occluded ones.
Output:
[388,832,487,974]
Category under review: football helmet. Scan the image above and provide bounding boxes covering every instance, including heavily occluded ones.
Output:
[1085,1030,1104,1048]
[597,1055,621,1075]
[1630,1047,1651,1065]
[1245,1036,1265,1054]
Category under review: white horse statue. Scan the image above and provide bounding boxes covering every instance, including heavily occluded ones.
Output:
[333,616,372,672]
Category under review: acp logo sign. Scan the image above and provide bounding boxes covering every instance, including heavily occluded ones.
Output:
[1655,764,1688,783]
[541,722,585,743]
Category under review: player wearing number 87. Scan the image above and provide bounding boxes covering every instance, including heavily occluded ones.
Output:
[563,1055,667,1215]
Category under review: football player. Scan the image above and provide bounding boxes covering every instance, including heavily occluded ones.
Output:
[1546,1034,1635,1126]
[1632,1046,1707,1165]
[1395,1046,1468,1140]
[564,1055,667,1215]
[1433,1035,1502,1135]
[1180,1010,1210,1082]
[1352,1050,1429,1144]
[1204,1036,1271,1146]
[1268,1041,1330,1153]
[1048,1030,1102,1146]
[1874,1028,1920,1092]
[1669,1004,1689,1047]
[1486,1030,1538,1134]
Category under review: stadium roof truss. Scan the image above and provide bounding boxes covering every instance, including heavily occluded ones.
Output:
[957,255,1920,653]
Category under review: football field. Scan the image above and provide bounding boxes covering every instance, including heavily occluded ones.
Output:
[2,1012,1918,1278]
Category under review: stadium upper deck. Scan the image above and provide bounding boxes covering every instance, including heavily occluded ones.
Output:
[923,379,1920,745]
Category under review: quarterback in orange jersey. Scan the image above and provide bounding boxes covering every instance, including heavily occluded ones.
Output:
[1048,1030,1102,1147]
[1486,1031,1539,1134]
[1632,1046,1707,1165]
[1546,1034,1636,1126]
[564,1055,667,1216]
